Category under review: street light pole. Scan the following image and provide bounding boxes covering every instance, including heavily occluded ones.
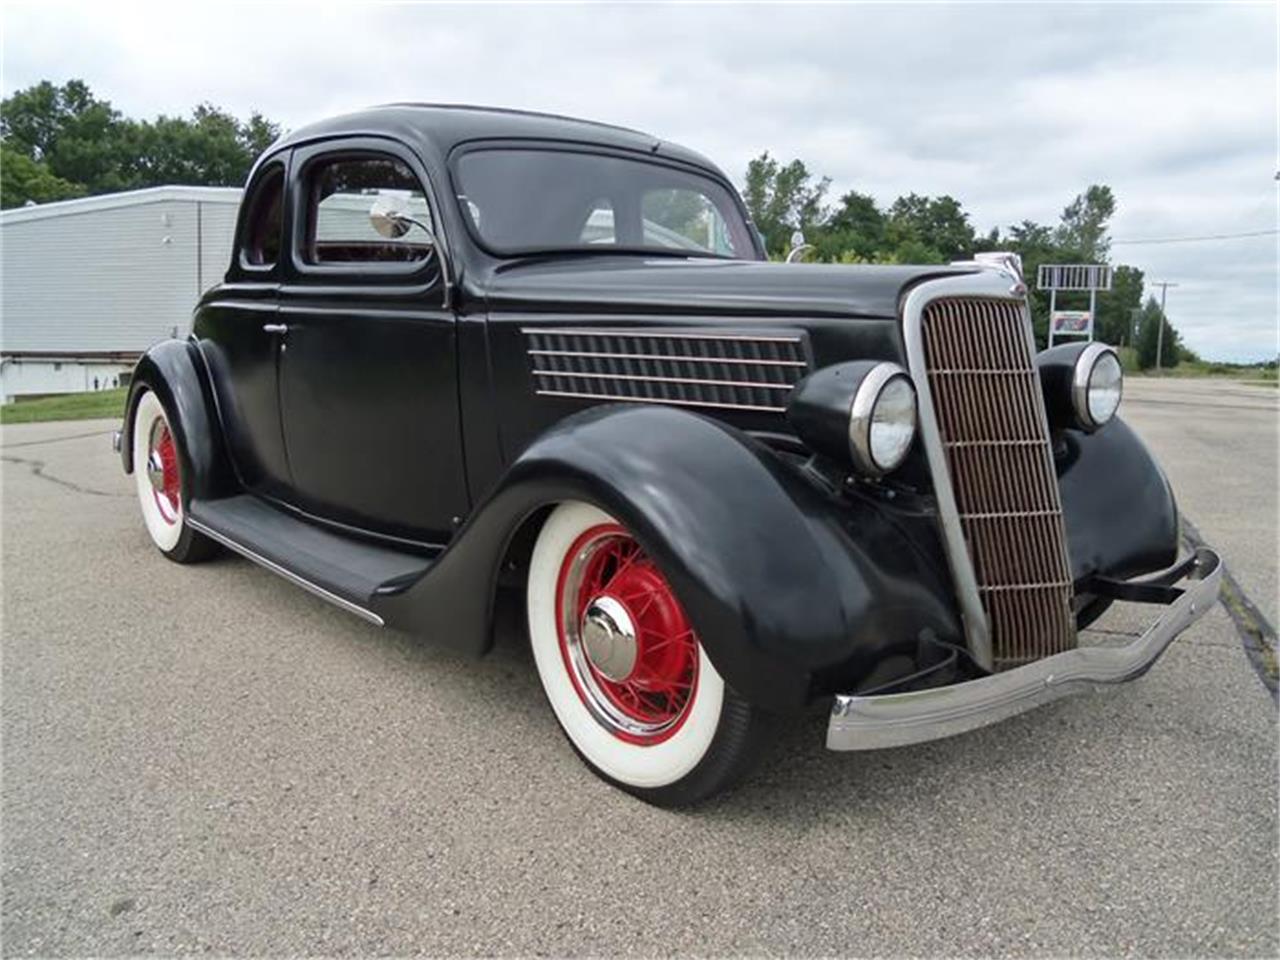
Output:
[1150,281,1179,371]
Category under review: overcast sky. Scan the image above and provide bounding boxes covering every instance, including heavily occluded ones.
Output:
[3,1,1276,360]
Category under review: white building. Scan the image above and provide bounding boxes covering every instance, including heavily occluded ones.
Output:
[0,186,242,402]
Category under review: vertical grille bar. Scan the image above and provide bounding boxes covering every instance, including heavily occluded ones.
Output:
[921,297,1076,670]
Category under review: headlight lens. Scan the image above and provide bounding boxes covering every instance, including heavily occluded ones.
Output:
[1072,344,1123,429]
[870,377,917,470]
[850,364,917,475]
[1087,351,1123,424]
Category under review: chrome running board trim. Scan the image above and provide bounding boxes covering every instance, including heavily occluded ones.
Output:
[186,517,385,626]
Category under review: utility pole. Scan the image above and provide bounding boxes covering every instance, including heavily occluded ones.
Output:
[1149,281,1178,371]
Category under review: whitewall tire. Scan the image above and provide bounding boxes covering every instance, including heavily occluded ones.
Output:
[527,501,771,805]
[131,389,217,564]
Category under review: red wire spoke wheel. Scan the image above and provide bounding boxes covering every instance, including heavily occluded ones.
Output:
[555,524,700,745]
[527,501,771,806]
[146,419,182,525]
[130,389,216,564]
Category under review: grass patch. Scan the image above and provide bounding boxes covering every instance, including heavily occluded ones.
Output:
[0,387,129,425]
[1130,360,1278,387]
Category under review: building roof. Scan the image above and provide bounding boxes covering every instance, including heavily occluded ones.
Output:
[0,186,242,225]
[275,103,726,179]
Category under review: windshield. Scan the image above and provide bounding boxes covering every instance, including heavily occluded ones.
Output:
[453,148,757,259]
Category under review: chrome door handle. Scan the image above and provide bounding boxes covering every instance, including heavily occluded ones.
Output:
[262,323,288,334]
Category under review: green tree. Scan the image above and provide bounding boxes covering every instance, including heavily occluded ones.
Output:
[123,104,279,188]
[887,238,947,265]
[1056,184,1116,262]
[1094,264,1144,346]
[1135,296,1181,369]
[0,145,86,207]
[827,190,885,246]
[239,111,281,158]
[0,79,282,206]
[885,193,975,262]
[741,151,830,255]
[0,79,131,194]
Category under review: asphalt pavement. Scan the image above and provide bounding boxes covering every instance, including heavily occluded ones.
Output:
[2,377,1276,957]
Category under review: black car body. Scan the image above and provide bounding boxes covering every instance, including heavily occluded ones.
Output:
[118,105,1221,804]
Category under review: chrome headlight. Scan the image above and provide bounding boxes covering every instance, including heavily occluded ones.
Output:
[786,360,918,475]
[849,363,917,475]
[1071,343,1123,429]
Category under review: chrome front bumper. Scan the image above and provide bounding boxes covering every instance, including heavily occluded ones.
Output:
[827,547,1223,751]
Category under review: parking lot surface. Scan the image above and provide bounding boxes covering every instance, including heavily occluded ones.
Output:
[2,377,1276,957]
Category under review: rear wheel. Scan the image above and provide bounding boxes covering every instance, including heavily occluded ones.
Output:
[131,390,217,564]
[527,501,771,806]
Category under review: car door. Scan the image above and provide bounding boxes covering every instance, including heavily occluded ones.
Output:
[194,155,292,496]
[275,138,468,544]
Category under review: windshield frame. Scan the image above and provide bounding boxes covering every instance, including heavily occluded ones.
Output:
[447,140,764,261]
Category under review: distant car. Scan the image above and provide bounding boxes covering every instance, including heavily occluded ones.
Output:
[116,105,1221,806]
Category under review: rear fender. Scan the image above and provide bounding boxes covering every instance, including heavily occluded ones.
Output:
[372,404,961,713]
[121,338,236,502]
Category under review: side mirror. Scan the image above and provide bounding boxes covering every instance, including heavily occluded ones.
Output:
[369,194,434,242]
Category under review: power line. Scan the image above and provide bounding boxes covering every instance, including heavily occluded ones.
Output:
[1111,228,1279,245]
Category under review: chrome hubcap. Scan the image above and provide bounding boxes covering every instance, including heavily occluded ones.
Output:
[145,417,181,525]
[146,448,167,494]
[580,595,638,682]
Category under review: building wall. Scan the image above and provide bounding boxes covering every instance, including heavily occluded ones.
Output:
[198,200,240,294]
[1,191,241,356]
[0,358,134,402]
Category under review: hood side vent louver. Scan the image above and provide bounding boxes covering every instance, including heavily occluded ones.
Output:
[522,327,810,413]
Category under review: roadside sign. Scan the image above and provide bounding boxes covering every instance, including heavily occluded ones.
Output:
[1051,310,1092,335]
[1038,263,1109,347]
[1037,264,1112,292]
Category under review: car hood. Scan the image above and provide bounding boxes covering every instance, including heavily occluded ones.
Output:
[477,257,977,320]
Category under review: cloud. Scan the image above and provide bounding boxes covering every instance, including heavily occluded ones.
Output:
[3,0,1275,359]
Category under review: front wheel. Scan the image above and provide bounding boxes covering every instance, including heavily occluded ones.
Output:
[130,389,217,564]
[527,501,771,806]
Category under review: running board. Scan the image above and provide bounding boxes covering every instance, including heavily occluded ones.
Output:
[186,495,436,626]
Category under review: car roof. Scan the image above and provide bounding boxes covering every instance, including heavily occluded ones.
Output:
[273,103,730,181]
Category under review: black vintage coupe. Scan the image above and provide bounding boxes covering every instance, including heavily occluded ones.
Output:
[118,104,1221,805]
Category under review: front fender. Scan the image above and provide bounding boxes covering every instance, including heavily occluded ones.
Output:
[1058,416,1179,582]
[373,405,961,713]
[121,338,236,502]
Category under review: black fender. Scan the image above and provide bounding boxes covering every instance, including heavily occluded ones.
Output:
[120,338,237,502]
[1057,416,1179,582]
[372,404,961,714]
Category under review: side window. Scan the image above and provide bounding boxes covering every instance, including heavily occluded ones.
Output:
[241,165,284,267]
[304,154,434,264]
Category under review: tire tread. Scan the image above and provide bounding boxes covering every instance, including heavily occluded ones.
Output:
[565,685,774,808]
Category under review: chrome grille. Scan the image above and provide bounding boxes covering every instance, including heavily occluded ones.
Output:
[921,298,1076,670]
[522,327,808,413]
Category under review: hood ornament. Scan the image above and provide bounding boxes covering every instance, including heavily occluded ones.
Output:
[953,251,1026,295]
[786,229,814,264]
